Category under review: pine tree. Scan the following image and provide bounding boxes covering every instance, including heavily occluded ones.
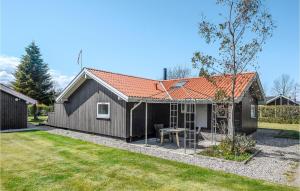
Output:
[13,42,54,105]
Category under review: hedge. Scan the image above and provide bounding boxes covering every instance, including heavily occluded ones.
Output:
[258,105,300,124]
[28,104,54,116]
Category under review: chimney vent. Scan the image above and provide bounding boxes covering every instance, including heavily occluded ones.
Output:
[163,68,167,80]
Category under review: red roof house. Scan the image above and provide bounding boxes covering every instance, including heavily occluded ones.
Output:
[49,67,265,141]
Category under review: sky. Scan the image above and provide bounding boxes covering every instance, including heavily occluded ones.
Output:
[0,0,299,96]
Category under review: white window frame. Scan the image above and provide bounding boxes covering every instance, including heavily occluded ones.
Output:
[181,104,186,113]
[251,104,256,119]
[97,102,110,119]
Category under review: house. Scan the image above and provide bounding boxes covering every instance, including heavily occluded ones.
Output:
[265,95,299,106]
[0,84,37,130]
[48,68,265,141]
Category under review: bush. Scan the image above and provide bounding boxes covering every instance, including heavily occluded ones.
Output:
[218,135,256,155]
[28,104,54,116]
[234,135,256,154]
[259,117,299,124]
[258,105,300,124]
[199,135,256,162]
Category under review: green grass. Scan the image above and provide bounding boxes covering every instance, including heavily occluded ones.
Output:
[258,122,299,139]
[27,116,48,125]
[199,145,252,162]
[0,131,297,191]
[258,122,299,131]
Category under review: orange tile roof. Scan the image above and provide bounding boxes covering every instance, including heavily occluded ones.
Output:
[87,68,256,101]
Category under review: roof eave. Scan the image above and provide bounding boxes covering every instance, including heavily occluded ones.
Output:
[56,68,129,103]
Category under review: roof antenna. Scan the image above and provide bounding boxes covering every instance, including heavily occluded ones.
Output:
[77,49,83,70]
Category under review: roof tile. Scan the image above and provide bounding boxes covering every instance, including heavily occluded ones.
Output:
[87,68,256,100]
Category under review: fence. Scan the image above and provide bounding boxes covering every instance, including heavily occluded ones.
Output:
[258,105,300,124]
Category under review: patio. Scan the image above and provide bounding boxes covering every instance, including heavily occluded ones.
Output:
[132,136,217,155]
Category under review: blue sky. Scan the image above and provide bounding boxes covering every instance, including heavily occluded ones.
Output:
[0,0,299,95]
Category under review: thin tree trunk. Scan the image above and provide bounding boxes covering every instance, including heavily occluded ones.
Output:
[228,1,236,151]
[33,104,39,120]
[229,77,236,151]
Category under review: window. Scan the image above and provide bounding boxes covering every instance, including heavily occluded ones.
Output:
[97,102,110,119]
[251,105,256,118]
[181,104,194,113]
[172,80,187,88]
[216,105,228,118]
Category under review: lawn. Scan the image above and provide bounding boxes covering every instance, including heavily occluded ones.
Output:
[0,131,297,191]
[27,115,48,125]
[258,122,299,131]
[258,122,299,139]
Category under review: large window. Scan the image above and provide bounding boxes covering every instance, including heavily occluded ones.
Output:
[97,102,110,119]
[251,105,256,118]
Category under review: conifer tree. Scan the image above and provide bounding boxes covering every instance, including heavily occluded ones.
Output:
[13,42,54,106]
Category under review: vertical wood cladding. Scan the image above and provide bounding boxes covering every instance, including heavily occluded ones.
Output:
[48,79,127,138]
[0,90,27,130]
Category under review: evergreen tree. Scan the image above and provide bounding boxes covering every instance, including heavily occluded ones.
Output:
[13,42,54,105]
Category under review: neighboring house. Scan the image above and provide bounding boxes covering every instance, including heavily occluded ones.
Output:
[0,84,37,130]
[265,95,299,106]
[48,68,265,141]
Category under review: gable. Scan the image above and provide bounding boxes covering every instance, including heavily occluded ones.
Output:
[56,69,128,102]
[0,84,37,104]
[266,95,298,105]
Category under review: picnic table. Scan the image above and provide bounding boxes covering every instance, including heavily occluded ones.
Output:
[159,128,186,147]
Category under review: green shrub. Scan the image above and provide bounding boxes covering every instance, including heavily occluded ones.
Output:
[28,104,54,116]
[200,135,256,161]
[258,105,300,124]
[219,135,256,155]
[234,135,256,154]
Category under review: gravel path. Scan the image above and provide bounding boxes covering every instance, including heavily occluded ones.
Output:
[39,126,299,185]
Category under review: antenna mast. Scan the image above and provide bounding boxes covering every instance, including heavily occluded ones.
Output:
[77,49,83,70]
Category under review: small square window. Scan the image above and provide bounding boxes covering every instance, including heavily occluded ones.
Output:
[97,102,110,119]
[251,105,256,119]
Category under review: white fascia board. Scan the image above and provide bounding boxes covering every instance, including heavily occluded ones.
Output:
[56,69,129,102]
[55,69,86,102]
[235,73,264,103]
[266,96,279,104]
[266,95,297,104]
[255,73,266,102]
[84,70,128,102]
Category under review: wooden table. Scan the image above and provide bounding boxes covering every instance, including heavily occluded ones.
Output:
[160,128,186,147]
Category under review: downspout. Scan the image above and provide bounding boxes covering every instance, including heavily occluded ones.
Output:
[130,101,143,142]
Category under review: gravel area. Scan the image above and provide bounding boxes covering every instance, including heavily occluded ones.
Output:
[39,126,299,185]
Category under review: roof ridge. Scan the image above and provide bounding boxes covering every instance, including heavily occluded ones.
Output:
[85,67,159,82]
[162,71,256,81]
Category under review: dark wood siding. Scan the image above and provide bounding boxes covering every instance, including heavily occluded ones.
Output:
[205,99,255,134]
[126,103,170,138]
[240,91,258,134]
[48,79,127,138]
[0,90,27,130]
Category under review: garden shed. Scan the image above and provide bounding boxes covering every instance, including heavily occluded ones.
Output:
[0,84,37,130]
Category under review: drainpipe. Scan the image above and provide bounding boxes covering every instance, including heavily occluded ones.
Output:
[130,101,143,142]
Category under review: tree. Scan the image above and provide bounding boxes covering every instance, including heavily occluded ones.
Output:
[272,74,295,97]
[167,65,191,79]
[292,83,300,102]
[13,42,54,118]
[191,0,275,148]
